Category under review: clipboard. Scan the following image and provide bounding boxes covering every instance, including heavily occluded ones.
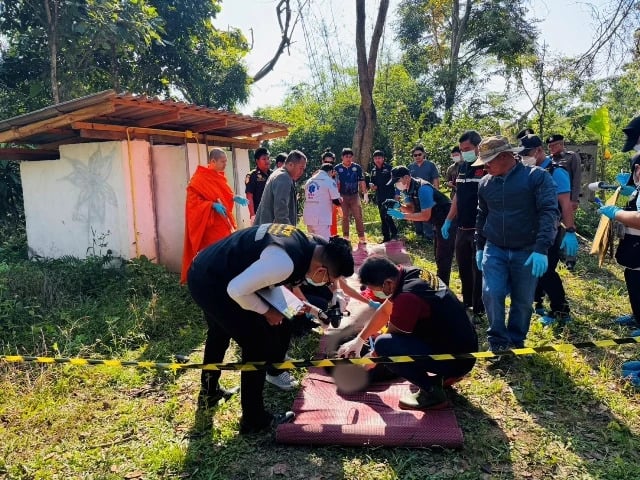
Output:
[256,286,305,319]
[590,187,620,267]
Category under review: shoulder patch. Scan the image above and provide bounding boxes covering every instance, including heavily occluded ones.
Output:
[245,173,251,185]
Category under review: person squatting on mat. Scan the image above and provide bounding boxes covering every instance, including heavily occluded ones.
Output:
[336,255,478,410]
[187,223,354,433]
[598,116,640,386]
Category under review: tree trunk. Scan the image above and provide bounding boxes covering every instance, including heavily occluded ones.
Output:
[43,0,60,103]
[352,0,389,173]
[443,0,471,121]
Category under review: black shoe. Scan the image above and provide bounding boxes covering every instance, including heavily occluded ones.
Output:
[197,385,240,409]
[239,411,295,434]
[399,385,449,410]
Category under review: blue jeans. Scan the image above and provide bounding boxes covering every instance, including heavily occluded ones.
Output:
[482,242,537,350]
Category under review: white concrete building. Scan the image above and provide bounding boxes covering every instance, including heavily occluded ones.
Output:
[0,91,288,272]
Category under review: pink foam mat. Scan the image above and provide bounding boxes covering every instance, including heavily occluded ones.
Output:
[276,369,464,448]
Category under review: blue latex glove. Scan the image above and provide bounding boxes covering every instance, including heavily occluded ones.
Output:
[368,300,381,309]
[620,185,636,196]
[560,231,578,257]
[233,195,249,206]
[441,219,452,240]
[212,201,227,216]
[598,205,622,220]
[475,251,483,271]
[616,173,631,186]
[524,252,548,278]
[387,208,405,220]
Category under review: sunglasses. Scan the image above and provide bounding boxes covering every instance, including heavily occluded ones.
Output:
[412,153,423,157]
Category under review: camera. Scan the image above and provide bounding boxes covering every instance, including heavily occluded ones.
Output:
[318,303,346,329]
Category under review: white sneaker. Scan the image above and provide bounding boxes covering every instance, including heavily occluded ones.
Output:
[266,371,299,391]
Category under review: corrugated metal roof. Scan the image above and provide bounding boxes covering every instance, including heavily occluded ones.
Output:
[0,90,288,159]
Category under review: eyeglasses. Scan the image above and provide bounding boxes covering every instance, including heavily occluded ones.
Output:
[412,153,423,157]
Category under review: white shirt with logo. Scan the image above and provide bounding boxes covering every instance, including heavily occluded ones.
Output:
[303,170,340,226]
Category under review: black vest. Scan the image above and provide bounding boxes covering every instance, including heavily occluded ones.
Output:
[393,267,478,372]
[192,223,317,286]
[405,178,451,227]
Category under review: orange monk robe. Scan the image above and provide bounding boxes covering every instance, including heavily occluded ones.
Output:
[180,166,237,283]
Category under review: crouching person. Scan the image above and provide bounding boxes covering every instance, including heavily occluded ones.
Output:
[337,255,478,410]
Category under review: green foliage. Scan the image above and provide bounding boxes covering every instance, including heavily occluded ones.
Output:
[0,160,23,226]
[0,0,249,116]
[396,0,537,115]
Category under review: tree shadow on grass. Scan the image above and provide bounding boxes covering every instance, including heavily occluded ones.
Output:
[494,354,640,478]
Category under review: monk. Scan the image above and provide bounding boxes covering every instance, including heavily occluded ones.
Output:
[180,148,247,283]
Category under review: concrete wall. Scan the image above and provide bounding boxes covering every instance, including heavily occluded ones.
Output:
[21,141,156,260]
[21,140,251,270]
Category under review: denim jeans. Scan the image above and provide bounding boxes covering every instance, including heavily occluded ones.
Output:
[482,241,537,350]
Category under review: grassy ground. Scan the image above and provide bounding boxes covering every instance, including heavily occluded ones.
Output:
[1,206,639,480]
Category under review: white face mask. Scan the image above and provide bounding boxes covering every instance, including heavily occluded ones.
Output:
[395,181,407,191]
[373,289,389,300]
[305,268,328,287]
[461,150,476,163]
[520,156,537,167]
[452,155,462,163]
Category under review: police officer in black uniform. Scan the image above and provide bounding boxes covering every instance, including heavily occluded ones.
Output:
[369,150,398,242]
[187,224,354,433]
[245,147,272,219]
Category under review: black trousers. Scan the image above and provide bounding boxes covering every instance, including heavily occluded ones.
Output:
[535,228,570,315]
[188,269,291,424]
[433,221,455,286]
[625,268,640,319]
[377,202,398,241]
[455,228,484,315]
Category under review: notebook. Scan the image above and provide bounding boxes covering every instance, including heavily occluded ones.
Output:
[257,286,305,319]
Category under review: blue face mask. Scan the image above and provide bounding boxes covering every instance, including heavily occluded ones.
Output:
[462,150,477,163]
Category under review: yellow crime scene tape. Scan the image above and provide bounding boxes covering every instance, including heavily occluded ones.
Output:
[1,335,639,372]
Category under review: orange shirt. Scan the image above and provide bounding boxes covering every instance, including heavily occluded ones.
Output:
[180,166,237,283]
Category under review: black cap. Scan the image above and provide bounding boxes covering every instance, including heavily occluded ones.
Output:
[520,134,543,154]
[622,116,640,152]
[516,127,535,140]
[372,149,385,157]
[546,134,564,144]
[320,163,335,173]
[387,166,411,185]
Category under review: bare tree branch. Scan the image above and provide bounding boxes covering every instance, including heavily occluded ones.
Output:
[252,0,309,83]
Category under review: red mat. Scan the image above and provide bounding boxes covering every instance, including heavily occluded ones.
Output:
[276,367,464,447]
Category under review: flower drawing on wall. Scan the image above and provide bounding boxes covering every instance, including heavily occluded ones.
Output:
[61,145,118,224]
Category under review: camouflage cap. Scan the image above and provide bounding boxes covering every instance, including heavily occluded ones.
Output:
[472,135,523,166]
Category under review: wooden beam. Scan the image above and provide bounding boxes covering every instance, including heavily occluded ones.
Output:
[0,102,116,143]
[136,111,181,128]
[0,148,60,161]
[228,125,265,137]
[191,119,227,133]
[257,129,289,141]
[79,129,148,142]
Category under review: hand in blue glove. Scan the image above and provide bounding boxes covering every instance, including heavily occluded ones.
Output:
[441,219,452,240]
[598,205,622,220]
[212,201,227,216]
[233,195,249,206]
[524,252,548,278]
[560,231,578,257]
[368,300,381,309]
[475,251,483,271]
[620,185,636,196]
[387,208,405,220]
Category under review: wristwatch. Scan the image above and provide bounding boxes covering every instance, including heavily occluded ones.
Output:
[565,227,576,233]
